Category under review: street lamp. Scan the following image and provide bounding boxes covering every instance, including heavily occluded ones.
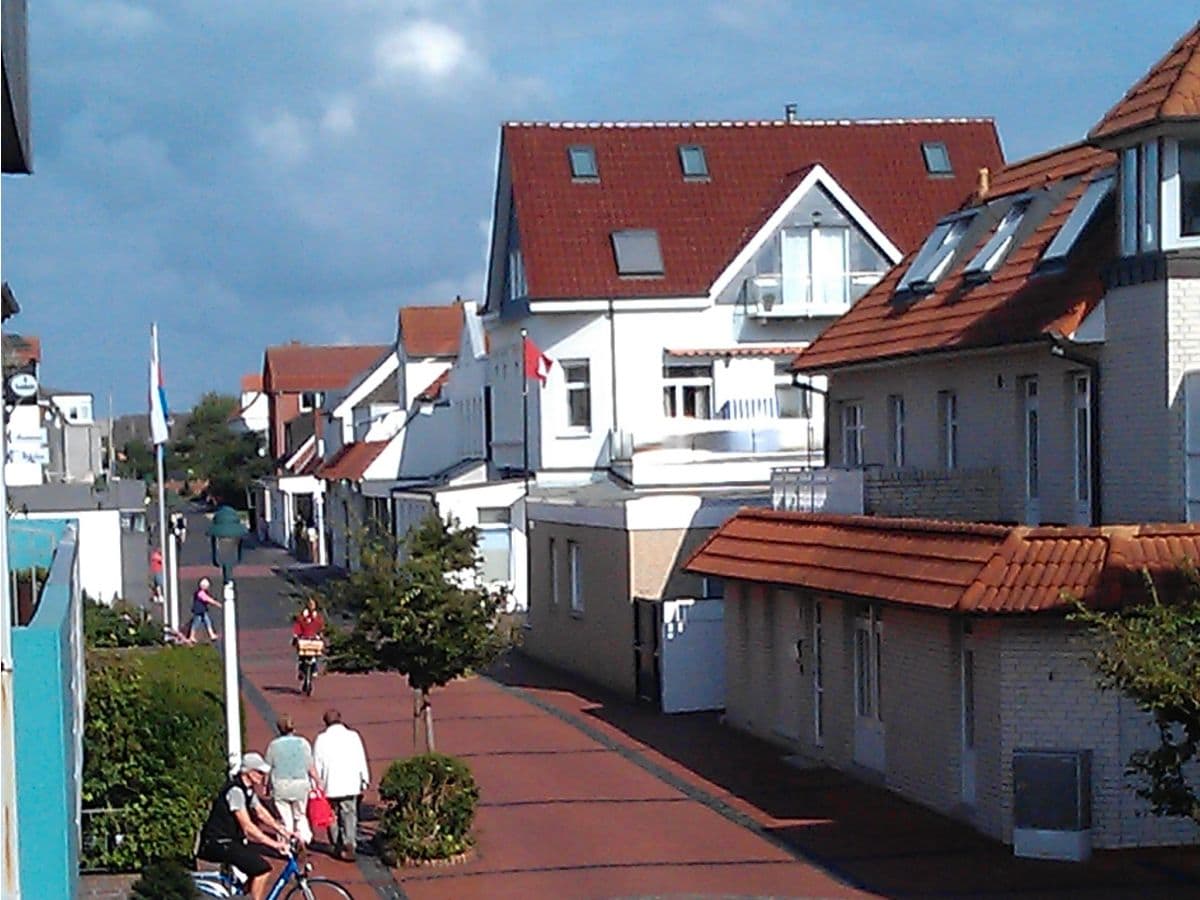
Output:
[207,505,247,775]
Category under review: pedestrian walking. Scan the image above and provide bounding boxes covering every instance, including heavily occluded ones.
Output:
[149,546,164,604]
[312,708,370,861]
[186,576,222,641]
[264,714,322,846]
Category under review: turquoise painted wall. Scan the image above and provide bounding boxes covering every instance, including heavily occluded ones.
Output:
[12,522,81,900]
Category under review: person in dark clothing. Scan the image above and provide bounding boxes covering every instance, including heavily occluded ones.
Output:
[197,753,292,900]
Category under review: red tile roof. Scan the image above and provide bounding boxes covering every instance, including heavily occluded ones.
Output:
[501,120,1003,303]
[795,143,1115,373]
[3,333,40,366]
[1090,22,1200,141]
[240,373,263,392]
[263,343,390,393]
[415,369,451,402]
[398,303,462,358]
[686,510,1200,614]
[667,346,806,358]
[319,441,389,482]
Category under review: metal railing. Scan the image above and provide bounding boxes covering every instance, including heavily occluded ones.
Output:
[771,466,865,514]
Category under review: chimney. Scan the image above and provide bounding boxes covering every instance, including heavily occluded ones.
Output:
[976,166,991,201]
[784,103,798,124]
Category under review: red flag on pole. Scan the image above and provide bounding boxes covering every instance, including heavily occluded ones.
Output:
[523,336,553,385]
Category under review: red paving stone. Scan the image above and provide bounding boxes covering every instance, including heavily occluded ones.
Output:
[236,624,1200,899]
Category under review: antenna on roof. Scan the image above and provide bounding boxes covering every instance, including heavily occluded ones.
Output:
[784,103,798,124]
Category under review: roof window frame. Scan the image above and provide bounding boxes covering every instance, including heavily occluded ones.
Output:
[895,210,977,296]
[611,228,665,278]
[1038,171,1115,272]
[962,195,1034,284]
[922,141,953,176]
[568,144,599,181]
[678,144,709,179]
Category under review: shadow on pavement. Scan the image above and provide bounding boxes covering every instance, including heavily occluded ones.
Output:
[486,651,1200,899]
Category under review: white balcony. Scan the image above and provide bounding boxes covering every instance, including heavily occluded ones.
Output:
[771,466,865,514]
[745,270,885,319]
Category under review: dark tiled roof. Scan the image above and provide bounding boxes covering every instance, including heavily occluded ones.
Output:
[1090,22,1200,141]
[503,120,1003,302]
[795,143,1115,372]
[398,303,463,358]
[319,441,389,482]
[263,344,390,393]
[686,510,1200,614]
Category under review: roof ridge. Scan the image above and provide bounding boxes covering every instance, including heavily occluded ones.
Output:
[504,117,996,129]
[740,508,1012,537]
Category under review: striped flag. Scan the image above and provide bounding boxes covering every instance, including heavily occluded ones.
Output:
[149,325,170,445]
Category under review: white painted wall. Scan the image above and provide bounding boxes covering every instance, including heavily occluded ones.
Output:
[5,404,44,486]
[235,391,269,434]
[16,509,123,603]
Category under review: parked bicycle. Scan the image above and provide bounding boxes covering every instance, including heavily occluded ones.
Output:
[192,838,353,899]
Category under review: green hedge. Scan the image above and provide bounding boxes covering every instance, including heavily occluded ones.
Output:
[82,645,227,871]
[378,753,479,863]
[84,597,160,648]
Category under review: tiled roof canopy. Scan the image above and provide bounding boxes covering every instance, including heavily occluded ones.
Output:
[263,344,390,393]
[685,509,1200,614]
[1090,22,1200,141]
[240,373,263,392]
[398,303,463,358]
[794,143,1115,373]
[501,120,1003,303]
[319,441,389,482]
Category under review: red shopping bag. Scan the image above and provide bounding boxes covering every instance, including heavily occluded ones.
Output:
[307,788,334,829]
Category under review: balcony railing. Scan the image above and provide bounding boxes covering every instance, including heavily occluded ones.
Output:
[612,418,822,461]
[745,270,885,318]
[771,466,865,514]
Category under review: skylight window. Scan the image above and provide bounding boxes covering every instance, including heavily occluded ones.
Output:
[679,145,708,178]
[611,229,664,276]
[1039,175,1115,270]
[962,198,1031,283]
[896,213,974,295]
[568,145,598,179]
[922,141,953,175]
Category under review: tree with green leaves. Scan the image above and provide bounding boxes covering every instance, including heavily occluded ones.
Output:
[170,392,268,508]
[117,438,157,481]
[323,514,509,751]
[1072,562,1200,826]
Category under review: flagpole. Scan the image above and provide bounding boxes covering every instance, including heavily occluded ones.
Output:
[152,324,172,631]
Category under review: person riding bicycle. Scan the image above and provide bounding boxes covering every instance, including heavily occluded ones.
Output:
[196,753,293,900]
[292,597,325,683]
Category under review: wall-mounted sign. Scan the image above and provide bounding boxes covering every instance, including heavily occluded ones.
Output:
[7,372,37,399]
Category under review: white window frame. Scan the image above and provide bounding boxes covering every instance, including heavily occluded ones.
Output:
[888,394,905,468]
[1040,173,1114,267]
[841,401,864,467]
[775,371,812,419]
[476,508,513,584]
[812,599,824,746]
[1141,139,1160,252]
[897,212,975,294]
[549,536,560,606]
[507,247,527,301]
[1073,373,1092,519]
[1023,378,1040,503]
[1120,145,1139,256]
[963,198,1030,280]
[1186,371,1200,522]
[298,390,323,413]
[562,360,592,433]
[662,363,714,419]
[568,539,583,614]
[939,391,958,470]
[1163,138,1200,251]
[853,605,883,723]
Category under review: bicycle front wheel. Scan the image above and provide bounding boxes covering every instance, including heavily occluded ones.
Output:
[284,875,355,899]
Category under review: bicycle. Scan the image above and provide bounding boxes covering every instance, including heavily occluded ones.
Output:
[192,838,354,898]
[296,638,324,697]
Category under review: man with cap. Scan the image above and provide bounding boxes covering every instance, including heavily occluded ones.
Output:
[197,752,293,900]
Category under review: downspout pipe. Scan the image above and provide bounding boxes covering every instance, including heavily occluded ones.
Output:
[1048,334,1101,525]
[792,371,830,467]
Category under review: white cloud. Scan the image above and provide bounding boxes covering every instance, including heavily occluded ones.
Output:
[249,111,311,165]
[374,20,475,85]
[75,1,160,39]
[321,97,357,136]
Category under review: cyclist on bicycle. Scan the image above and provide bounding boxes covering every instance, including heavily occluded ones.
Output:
[197,753,294,900]
[292,597,325,683]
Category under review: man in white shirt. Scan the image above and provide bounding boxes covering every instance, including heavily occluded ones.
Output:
[313,708,370,861]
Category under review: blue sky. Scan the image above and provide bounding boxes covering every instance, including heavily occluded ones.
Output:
[2,1,1195,414]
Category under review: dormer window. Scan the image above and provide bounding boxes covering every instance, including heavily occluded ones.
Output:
[922,141,953,175]
[611,229,664,277]
[963,198,1030,283]
[1039,173,1114,270]
[568,145,598,180]
[678,145,708,178]
[896,212,975,295]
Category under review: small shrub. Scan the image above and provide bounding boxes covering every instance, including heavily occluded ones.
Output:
[378,754,479,862]
[130,858,199,899]
[84,597,160,648]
